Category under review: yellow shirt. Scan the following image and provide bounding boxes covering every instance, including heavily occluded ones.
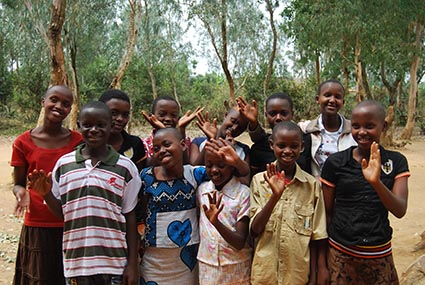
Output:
[250,164,327,285]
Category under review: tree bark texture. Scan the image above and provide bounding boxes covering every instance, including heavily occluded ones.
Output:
[110,0,142,90]
[400,20,423,140]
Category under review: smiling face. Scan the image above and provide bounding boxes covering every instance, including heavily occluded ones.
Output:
[153,99,180,128]
[218,108,248,139]
[205,150,234,190]
[270,125,303,171]
[351,103,386,151]
[42,86,73,123]
[78,105,111,149]
[152,128,186,168]
[316,82,344,117]
[104,98,130,135]
[265,98,293,129]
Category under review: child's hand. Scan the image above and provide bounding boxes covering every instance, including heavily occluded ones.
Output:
[263,163,286,199]
[14,186,30,218]
[28,169,52,197]
[177,106,204,129]
[202,190,224,225]
[142,111,165,129]
[196,110,218,139]
[236,96,258,124]
[361,142,381,186]
[123,263,139,285]
[205,138,237,164]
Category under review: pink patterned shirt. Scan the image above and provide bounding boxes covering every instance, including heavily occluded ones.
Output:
[197,177,252,266]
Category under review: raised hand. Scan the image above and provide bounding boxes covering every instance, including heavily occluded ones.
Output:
[361,141,382,185]
[202,190,224,225]
[236,96,258,124]
[205,138,237,164]
[263,163,286,199]
[178,106,204,129]
[196,110,218,139]
[142,110,165,129]
[28,169,53,197]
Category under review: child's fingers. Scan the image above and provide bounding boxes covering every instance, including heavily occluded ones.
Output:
[361,158,368,169]
[202,204,209,212]
[216,192,223,207]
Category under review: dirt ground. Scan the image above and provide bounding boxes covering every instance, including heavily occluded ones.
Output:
[0,134,424,283]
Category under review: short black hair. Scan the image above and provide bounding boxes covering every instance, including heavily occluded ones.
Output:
[45,85,72,98]
[99,89,130,103]
[271,121,303,141]
[265,92,293,111]
[154,127,183,141]
[151,96,179,114]
[354,100,386,122]
[79,101,112,120]
[317,79,345,96]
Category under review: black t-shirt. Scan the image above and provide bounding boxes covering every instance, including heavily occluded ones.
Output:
[119,130,146,171]
[249,133,312,176]
[321,146,409,246]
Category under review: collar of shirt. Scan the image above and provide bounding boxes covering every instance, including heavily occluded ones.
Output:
[75,144,120,165]
[318,114,344,135]
[205,177,240,200]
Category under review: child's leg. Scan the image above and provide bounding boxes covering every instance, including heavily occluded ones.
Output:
[328,246,399,285]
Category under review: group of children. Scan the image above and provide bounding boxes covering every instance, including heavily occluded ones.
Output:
[11,80,410,285]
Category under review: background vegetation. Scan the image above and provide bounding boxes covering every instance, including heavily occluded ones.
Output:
[0,0,424,143]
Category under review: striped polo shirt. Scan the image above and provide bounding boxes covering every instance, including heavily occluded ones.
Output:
[51,144,141,278]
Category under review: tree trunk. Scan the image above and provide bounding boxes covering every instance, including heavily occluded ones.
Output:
[354,34,364,102]
[315,51,320,86]
[32,0,69,127]
[65,29,79,130]
[263,0,277,99]
[110,0,142,89]
[342,37,350,92]
[400,20,423,140]
[361,64,372,100]
[143,0,158,99]
[380,64,401,147]
[197,0,235,103]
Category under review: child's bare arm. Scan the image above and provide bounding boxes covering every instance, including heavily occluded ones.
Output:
[362,142,408,218]
[322,184,335,226]
[13,166,30,217]
[316,239,329,285]
[202,191,249,250]
[123,209,139,285]
[250,164,285,238]
[28,169,63,220]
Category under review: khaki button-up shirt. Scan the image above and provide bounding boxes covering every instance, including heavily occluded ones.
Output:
[250,164,327,285]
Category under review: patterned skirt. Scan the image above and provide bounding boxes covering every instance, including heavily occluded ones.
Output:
[328,245,399,285]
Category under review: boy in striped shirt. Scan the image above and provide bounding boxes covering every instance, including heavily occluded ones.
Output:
[29,101,141,285]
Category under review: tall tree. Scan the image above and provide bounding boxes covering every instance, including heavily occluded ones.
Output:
[110,0,142,89]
